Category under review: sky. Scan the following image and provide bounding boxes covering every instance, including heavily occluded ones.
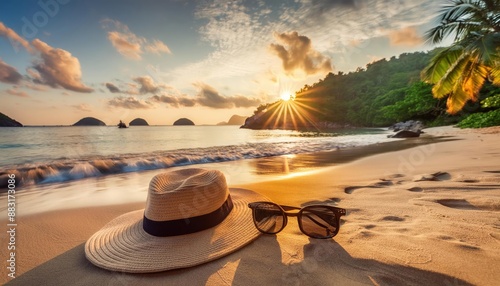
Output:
[0,0,450,126]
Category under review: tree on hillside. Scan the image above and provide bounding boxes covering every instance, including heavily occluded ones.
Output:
[422,0,500,114]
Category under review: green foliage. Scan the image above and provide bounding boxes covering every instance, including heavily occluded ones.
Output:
[481,94,500,108]
[296,50,443,127]
[457,109,500,128]
[379,82,440,123]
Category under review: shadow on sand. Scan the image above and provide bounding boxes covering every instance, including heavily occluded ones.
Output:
[8,231,470,285]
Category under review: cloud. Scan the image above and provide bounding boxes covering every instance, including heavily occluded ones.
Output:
[0,22,32,53]
[105,82,121,93]
[299,0,358,20]
[388,27,423,47]
[30,39,93,93]
[101,19,171,60]
[179,97,197,107]
[149,94,180,107]
[194,83,261,109]
[5,88,29,98]
[107,31,143,60]
[108,96,154,109]
[106,76,173,96]
[145,40,171,54]
[0,59,23,84]
[133,76,160,94]
[269,31,332,76]
[23,82,49,91]
[146,83,261,109]
[72,103,91,112]
[149,94,197,108]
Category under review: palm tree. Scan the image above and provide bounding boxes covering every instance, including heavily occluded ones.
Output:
[422,0,500,114]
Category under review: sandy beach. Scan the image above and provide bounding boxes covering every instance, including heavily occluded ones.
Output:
[3,126,500,285]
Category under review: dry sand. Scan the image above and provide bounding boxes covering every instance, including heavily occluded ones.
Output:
[2,126,500,285]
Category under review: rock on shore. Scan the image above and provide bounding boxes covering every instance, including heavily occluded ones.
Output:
[388,120,424,138]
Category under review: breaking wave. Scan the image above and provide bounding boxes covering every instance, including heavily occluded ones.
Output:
[0,137,386,189]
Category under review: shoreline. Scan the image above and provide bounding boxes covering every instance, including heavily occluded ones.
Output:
[0,126,390,190]
[3,126,500,285]
[1,130,449,216]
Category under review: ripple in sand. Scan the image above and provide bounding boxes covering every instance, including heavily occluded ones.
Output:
[407,187,423,192]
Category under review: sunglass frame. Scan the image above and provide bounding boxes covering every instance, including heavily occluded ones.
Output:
[248,201,346,239]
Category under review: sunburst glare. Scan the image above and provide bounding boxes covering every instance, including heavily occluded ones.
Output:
[280,91,294,101]
[259,85,325,131]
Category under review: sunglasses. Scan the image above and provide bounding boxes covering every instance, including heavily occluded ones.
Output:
[248,202,346,239]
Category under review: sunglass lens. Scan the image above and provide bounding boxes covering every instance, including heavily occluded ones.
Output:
[252,203,285,234]
[300,206,338,238]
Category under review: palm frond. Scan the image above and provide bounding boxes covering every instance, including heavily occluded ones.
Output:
[431,52,470,98]
[424,0,500,113]
[425,0,499,44]
[460,59,489,100]
[444,55,489,113]
[422,46,464,84]
[462,32,500,65]
[446,86,470,114]
[490,62,500,85]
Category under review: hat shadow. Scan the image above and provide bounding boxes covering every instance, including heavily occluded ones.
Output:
[7,241,245,285]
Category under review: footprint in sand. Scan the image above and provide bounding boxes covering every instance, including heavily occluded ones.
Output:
[489,232,500,243]
[484,170,500,174]
[436,199,479,210]
[381,216,405,222]
[304,197,341,204]
[407,187,423,192]
[413,171,451,182]
[437,199,500,211]
[458,179,480,183]
[434,234,482,250]
[344,180,394,194]
[344,186,367,194]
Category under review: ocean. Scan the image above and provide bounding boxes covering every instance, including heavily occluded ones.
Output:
[0,125,392,214]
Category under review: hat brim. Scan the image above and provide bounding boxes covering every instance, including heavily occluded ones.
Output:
[85,188,268,273]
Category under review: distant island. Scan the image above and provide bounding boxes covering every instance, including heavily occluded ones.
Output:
[0,112,23,127]
[173,118,194,125]
[129,118,149,126]
[73,117,106,126]
[217,115,247,126]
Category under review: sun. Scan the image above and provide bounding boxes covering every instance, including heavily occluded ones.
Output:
[280,92,294,101]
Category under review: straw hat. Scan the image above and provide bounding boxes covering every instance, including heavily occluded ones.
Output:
[85,168,268,273]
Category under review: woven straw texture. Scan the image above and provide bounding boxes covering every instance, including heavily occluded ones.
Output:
[85,169,268,273]
[145,168,229,221]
